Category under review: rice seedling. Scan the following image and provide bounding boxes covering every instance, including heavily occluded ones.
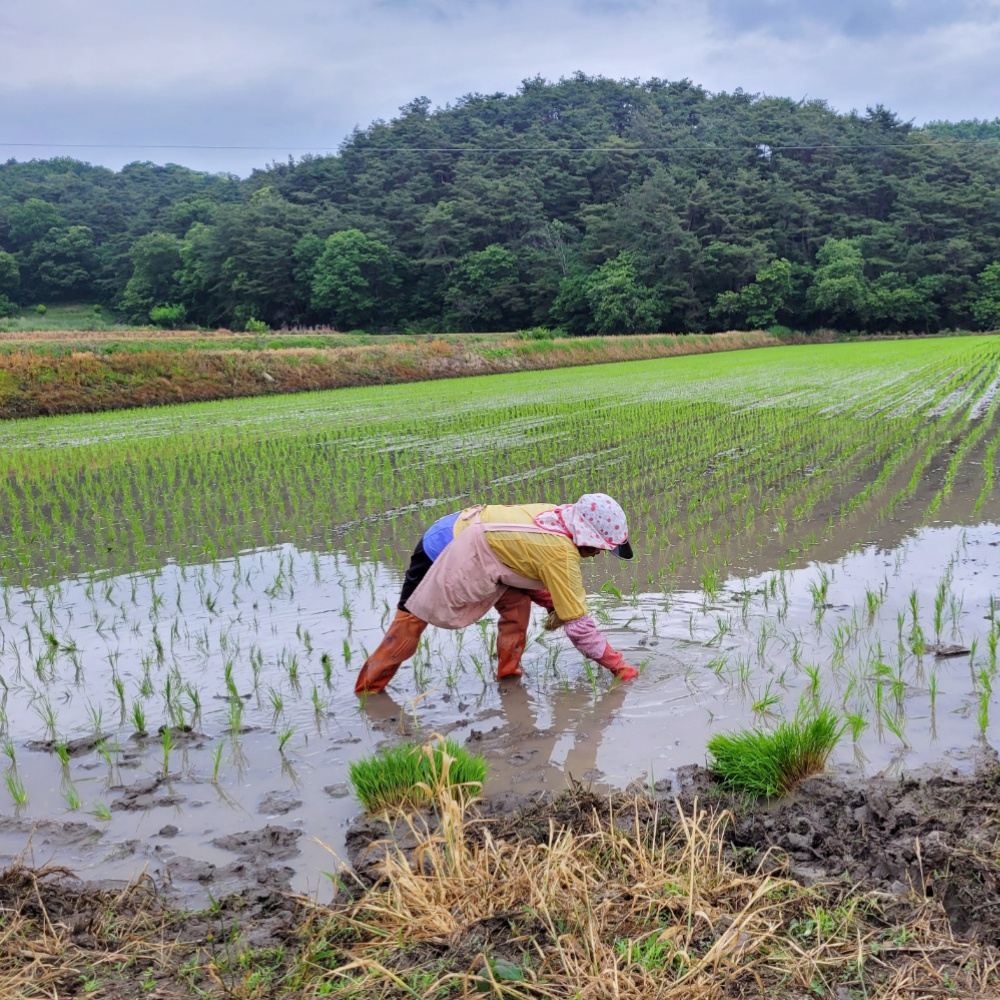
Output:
[809,569,830,609]
[803,663,821,699]
[348,735,488,813]
[90,801,112,821]
[211,740,225,782]
[934,579,948,644]
[751,682,780,715]
[130,701,147,735]
[224,660,238,700]
[706,708,844,797]
[32,696,57,737]
[5,770,28,807]
[881,709,907,746]
[87,702,104,735]
[161,725,172,773]
[112,675,126,713]
[63,784,81,811]
[268,686,284,716]
[278,728,293,753]
[226,698,243,734]
[845,711,867,742]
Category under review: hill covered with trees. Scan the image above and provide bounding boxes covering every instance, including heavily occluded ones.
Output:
[2,74,1000,334]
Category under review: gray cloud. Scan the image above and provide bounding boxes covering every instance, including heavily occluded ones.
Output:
[705,0,999,40]
[1,0,999,175]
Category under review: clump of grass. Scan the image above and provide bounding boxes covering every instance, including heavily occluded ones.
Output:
[706,708,844,798]
[348,735,487,814]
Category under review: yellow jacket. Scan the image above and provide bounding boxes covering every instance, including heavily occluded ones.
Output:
[454,504,587,621]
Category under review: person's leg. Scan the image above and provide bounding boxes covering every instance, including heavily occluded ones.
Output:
[354,540,431,694]
[494,588,531,679]
[397,540,433,611]
[353,609,427,693]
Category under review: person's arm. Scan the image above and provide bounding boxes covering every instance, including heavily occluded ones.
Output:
[531,551,639,681]
[562,615,639,680]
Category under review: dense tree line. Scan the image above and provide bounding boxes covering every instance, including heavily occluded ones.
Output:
[2,74,1000,333]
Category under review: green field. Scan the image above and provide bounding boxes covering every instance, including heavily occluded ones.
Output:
[1,337,999,882]
[4,337,997,585]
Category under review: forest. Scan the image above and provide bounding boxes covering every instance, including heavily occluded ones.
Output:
[2,73,1000,334]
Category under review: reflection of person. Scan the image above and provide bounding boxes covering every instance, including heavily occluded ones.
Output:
[354,494,639,694]
[493,679,630,787]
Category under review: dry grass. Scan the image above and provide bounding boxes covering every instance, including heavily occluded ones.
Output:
[0,331,779,419]
[0,862,176,998]
[2,787,1000,997]
[288,782,1000,1000]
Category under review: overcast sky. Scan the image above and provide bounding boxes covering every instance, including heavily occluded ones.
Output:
[2,0,999,176]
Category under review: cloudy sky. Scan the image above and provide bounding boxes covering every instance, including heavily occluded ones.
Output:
[2,0,999,176]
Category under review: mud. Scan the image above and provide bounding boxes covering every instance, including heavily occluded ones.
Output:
[716,754,1000,945]
[25,734,112,757]
[109,775,188,812]
[0,816,104,851]
[341,752,1000,947]
[5,753,1000,1000]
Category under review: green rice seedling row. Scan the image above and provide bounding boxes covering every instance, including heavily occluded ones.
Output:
[1,337,1000,890]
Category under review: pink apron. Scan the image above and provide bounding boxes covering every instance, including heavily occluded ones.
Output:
[405,509,550,629]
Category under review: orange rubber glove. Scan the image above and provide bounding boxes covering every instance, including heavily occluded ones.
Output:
[595,644,639,681]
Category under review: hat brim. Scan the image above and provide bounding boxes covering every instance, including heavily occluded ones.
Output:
[612,539,634,560]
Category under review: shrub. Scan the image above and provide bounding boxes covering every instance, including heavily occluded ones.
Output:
[149,304,186,329]
[516,326,555,341]
[706,708,844,798]
[245,317,269,335]
[348,736,487,813]
[35,304,46,315]
[0,295,18,319]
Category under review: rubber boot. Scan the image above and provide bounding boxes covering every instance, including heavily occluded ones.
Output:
[495,589,531,679]
[354,610,427,694]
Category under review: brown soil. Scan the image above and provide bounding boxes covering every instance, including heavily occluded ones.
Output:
[716,756,1000,945]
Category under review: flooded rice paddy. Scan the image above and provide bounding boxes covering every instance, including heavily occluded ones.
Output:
[2,338,1000,898]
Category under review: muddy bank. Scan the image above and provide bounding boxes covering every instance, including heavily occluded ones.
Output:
[7,756,1000,997]
[345,751,1000,945]
[723,756,1000,944]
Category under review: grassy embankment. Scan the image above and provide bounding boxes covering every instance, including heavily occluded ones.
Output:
[0,328,780,419]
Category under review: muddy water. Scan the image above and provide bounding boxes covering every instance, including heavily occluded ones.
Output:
[3,485,1000,901]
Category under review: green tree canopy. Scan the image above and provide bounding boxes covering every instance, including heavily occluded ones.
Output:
[24,225,95,300]
[444,244,524,331]
[712,258,794,329]
[7,198,66,251]
[0,250,20,299]
[2,75,1000,331]
[971,263,1000,330]
[120,232,183,322]
[585,252,659,335]
[311,229,403,330]
[807,240,869,327]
